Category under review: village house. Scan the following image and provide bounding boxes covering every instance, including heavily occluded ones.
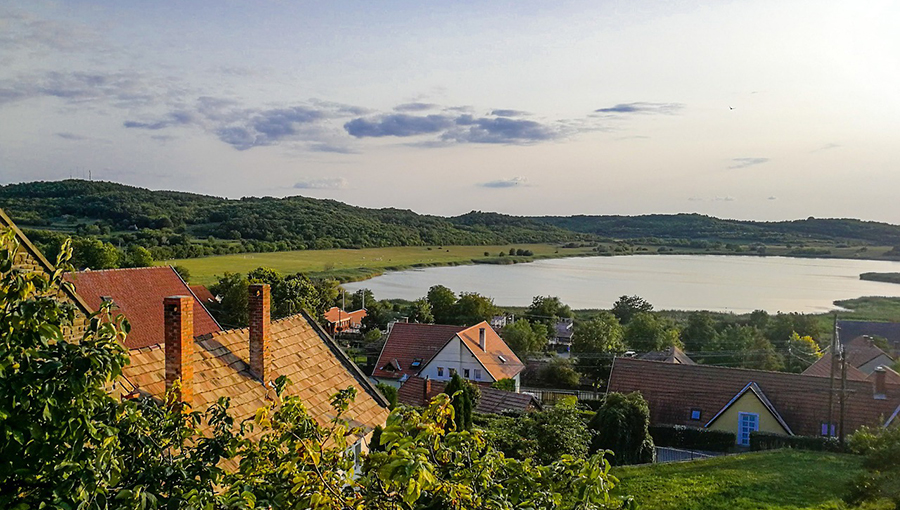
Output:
[397,375,542,414]
[838,320,900,356]
[373,322,525,390]
[1,208,389,450]
[324,306,367,335]
[608,357,900,446]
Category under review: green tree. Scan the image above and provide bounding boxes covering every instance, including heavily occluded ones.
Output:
[681,311,718,353]
[538,357,581,388]
[453,292,499,326]
[766,312,821,349]
[349,288,375,310]
[121,245,154,268]
[590,392,655,465]
[526,295,574,330]
[623,312,677,352]
[443,373,478,431]
[209,271,250,326]
[407,297,434,323]
[427,284,457,324]
[846,425,900,507]
[611,295,654,324]
[785,332,822,372]
[572,313,626,383]
[172,264,191,282]
[518,398,591,464]
[70,237,119,269]
[491,378,516,391]
[375,382,398,410]
[502,319,549,358]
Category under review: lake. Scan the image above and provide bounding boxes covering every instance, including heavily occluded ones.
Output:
[343,255,900,313]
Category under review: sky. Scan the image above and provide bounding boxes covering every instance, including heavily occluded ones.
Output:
[1,0,899,222]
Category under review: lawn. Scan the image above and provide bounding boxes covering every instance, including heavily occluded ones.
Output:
[163,244,596,286]
[611,450,868,510]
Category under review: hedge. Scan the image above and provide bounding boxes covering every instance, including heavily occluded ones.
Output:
[749,431,848,453]
[649,424,735,452]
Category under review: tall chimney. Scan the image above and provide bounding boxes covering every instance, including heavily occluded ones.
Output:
[424,377,432,402]
[479,327,486,351]
[249,283,271,383]
[874,366,887,399]
[164,296,193,409]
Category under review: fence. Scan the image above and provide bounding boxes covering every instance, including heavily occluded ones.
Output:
[520,387,604,404]
[655,446,718,464]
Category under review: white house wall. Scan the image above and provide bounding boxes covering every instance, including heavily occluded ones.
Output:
[419,336,497,384]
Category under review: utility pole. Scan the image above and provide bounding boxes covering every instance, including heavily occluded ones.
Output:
[839,345,847,445]
[827,314,839,437]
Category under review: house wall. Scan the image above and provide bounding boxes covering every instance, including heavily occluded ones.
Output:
[707,391,789,440]
[419,336,497,384]
[858,355,894,374]
[372,377,403,389]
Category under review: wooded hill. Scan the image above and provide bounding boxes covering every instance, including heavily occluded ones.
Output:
[2,180,900,262]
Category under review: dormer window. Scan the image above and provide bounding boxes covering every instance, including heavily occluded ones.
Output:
[410,358,422,369]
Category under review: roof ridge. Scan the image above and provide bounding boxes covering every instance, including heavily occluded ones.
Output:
[619,356,831,379]
[75,265,174,275]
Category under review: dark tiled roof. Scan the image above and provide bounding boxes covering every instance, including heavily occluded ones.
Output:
[397,376,541,414]
[838,320,900,352]
[125,311,389,438]
[372,323,466,380]
[65,266,221,349]
[802,354,869,380]
[608,357,900,437]
[639,346,695,364]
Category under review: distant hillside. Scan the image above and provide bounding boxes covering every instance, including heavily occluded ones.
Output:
[534,214,900,246]
[0,180,585,260]
[2,180,900,266]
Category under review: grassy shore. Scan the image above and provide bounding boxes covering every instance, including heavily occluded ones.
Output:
[164,243,597,286]
[611,450,875,510]
[860,272,900,285]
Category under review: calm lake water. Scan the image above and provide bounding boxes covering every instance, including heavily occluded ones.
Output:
[343,255,900,313]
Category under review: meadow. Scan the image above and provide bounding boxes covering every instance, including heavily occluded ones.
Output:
[165,243,596,286]
[611,450,883,510]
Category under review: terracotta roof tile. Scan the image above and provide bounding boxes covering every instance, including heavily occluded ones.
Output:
[189,285,216,304]
[608,357,900,437]
[124,311,389,438]
[373,323,466,380]
[65,266,221,349]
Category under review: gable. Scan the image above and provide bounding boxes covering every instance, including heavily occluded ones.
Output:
[705,383,792,436]
[372,323,465,380]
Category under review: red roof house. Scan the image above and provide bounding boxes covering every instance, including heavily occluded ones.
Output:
[373,322,525,390]
[65,266,221,349]
[608,357,900,441]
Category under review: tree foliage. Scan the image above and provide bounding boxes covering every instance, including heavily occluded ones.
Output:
[573,313,626,383]
[622,312,678,352]
[501,319,549,358]
[426,284,457,324]
[0,226,633,510]
[589,392,655,466]
[611,295,654,324]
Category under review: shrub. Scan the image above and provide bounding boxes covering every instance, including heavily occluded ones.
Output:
[650,424,735,452]
[589,392,655,465]
[375,382,398,410]
[749,431,847,452]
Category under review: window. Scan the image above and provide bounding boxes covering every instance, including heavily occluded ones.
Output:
[738,412,759,446]
[821,422,836,437]
[464,368,470,378]
[690,409,701,421]
[474,368,482,380]
[410,358,422,368]
[437,367,444,377]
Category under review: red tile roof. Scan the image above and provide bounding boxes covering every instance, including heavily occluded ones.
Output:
[124,311,389,438]
[65,266,221,349]
[373,322,525,382]
[373,323,466,380]
[608,357,900,437]
[456,322,525,381]
[189,285,216,304]
[398,376,541,414]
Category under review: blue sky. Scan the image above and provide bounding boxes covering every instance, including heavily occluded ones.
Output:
[1,1,898,221]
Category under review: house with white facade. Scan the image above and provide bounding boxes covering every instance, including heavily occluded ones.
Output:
[372,322,525,390]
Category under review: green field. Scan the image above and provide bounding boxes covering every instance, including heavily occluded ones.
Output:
[164,244,596,286]
[612,450,874,510]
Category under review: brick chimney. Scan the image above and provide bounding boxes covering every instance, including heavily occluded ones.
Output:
[249,283,271,383]
[424,377,432,402]
[164,295,193,409]
[874,366,887,399]
[479,327,486,351]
